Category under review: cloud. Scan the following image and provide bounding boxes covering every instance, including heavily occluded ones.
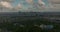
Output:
[48,0,60,9]
[26,0,33,4]
[0,1,13,8]
[15,3,23,10]
[25,0,46,10]
[0,1,23,12]
[48,0,60,4]
[25,0,60,11]
[37,0,46,9]
[0,1,16,12]
[0,0,47,12]
[0,0,14,2]
[0,0,60,12]
[38,0,45,5]
[51,4,60,9]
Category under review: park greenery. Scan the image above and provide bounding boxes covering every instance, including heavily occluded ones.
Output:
[0,16,60,32]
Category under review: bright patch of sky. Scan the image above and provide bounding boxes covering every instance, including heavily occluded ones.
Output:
[1,0,56,12]
[11,0,48,7]
[11,0,20,7]
[43,0,48,4]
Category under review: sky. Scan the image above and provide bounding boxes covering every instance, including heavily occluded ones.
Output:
[0,0,60,12]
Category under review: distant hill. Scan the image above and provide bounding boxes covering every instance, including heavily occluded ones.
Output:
[0,12,60,17]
